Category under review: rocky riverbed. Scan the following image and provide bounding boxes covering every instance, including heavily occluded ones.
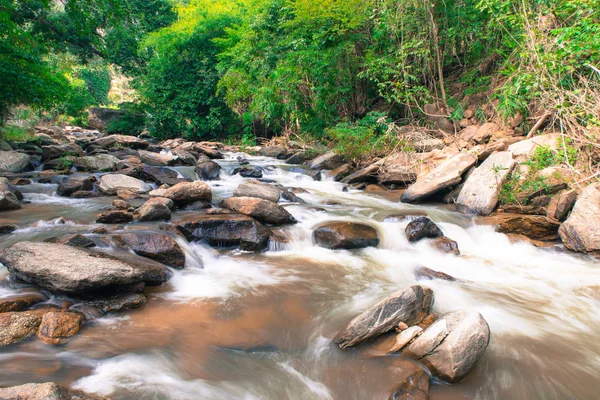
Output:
[0,126,599,399]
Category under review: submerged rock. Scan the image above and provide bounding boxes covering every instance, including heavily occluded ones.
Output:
[113,232,186,269]
[37,311,83,344]
[405,217,443,242]
[176,213,271,251]
[312,222,380,249]
[0,241,171,295]
[388,368,430,400]
[414,266,456,281]
[404,310,490,383]
[83,293,146,314]
[0,382,108,400]
[335,285,433,349]
[222,196,296,225]
[430,236,459,255]
[47,233,96,248]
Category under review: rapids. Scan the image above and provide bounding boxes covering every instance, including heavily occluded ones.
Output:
[1,153,599,399]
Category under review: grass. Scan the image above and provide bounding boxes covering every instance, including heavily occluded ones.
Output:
[0,124,35,143]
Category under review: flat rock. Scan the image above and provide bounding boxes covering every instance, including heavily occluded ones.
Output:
[83,293,146,314]
[99,174,152,195]
[149,181,212,205]
[138,150,178,166]
[37,311,83,344]
[401,154,477,203]
[335,285,433,349]
[485,213,561,241]
[0,241,171,294]
[222,197,296,225]
[508,133,561,161]
[0,150,31,173]
[113,233,185,269]
[312,222,380,249]
[96,210,133,224]
[404,310,490,383]
[559,183,600,253]
[233,181,282,203]
[307,151,345,170]
[41,143,83,161]
[91,134,149,149]
[0,294,46,313]
[176,213,272,251]
[378,154,418,184]
[457,151,516,215]
[0,382,107,400]
[73,154,120,172]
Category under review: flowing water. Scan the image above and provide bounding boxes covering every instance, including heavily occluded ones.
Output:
[1,154,599,399]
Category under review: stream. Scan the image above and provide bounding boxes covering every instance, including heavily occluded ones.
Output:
[1,153,599,399]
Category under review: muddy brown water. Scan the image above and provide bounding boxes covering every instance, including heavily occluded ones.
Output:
[1,154,599,399]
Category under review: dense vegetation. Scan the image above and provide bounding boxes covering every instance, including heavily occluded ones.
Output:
[2,0,599,145]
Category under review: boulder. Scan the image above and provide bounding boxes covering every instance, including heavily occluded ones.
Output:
[430,236,459,255]
[0,241,171,294]
[131,165,188,186]
[232,166,263,178]
[0,311,42,346]
[472,123,497,144]
[37,311,83,344]
[98,174,152,195]
[176,213,271,251]
[307,151,345,170]
[136,198,172,221]
[406,217,443,242]
[378,154,418,185]
[0,177,21,211]
[138,150,178,167]
[195,156,221,180]
[401,154,477,203]
[312,222,380,249]
[73,154,120,172]
[0,382,107,400]
[456,151,517,215]
[56,176,94,197]
[259,145,287,158]
[388,368,430,400]
[0,223,17,233]
[335,285,433,349]
[96,210,133,224]
[113,233,185,269]
[0,150,31,173]
[559,183,600,253]
[486,214,561,241]
[91,134,149,149]
[233,181,282,203]
[0,294,45,313]
[459,126,479,142]
[149,181,211,205]
[84,293,147,314]
[404,310,490,383]
[41,143,83,161]
[341,162,380,184]
[547,189,577,222]
[222,197,296,225]
[286,152,305,164]
[508,133,561,161]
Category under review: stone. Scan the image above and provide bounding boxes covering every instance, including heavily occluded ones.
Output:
[472,123,497,144]
[176,213,272,251]
[0,382,107,400]
[138,149,178,166]
[232,166,263,178]
[559,183,600,253]
[136,198,172,221]
[388,326,423,353]
[286,152,305,164]
[87,107,127,131]
[280,190,304,203]
[547,189,577,222]
[73,154,120,172]
[0,223,17,233]
[195,156,221,180]
[0,241,171,294]
[47,234,96,248]
[457,151,517,215]
[415,138,444,153]
[0,177,21,211]
[96,210,133,224]
[405,217,443,242]
[326,163,351,181]
[404,310,490,383]
[117,189,142,200]
[487,213,561,241]
[307,151,345,170]
[459,126,479,142]
[41,143,83,161]
[113,233,185,269]
[91,134,149,149]
[508,133,561,161]
[0,311,42,346]
[0,150,31,173]
[83,293,147,314]
[378,154,419,185]
[222,196,296,225]
[259,146,287,158]
[335,285,433,349]
[113,199,130,209]
[134,165,187,186]
[341,162,380,184]
[0,294,46,313]
[233,181,282,203]
[430,236,460,255]
[414,266,456,281]
[37,311,83,344]
[477,140,509,162]
[149,181,212,205]
[312,222,380,249]
[388,368,430,400]
[401,154,477,203]
[500,204,547,216]
[98,174,152,195]
[56,176,94,197]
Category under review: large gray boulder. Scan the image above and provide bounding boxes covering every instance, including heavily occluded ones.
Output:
[335,285,433,349]
[233,180,282,203]
[176,213,272,251]
[456,151,516,215]
[559,183,600,253]
[404,310,490,383]
[91,134,149,149]
[0,241,171,294]
[401,154,477,203]
[0,382,107,400]
[222,196,296,225]
[0,150,31,173]
[99,173,152,195]
[73,154,120,172]
[149,181,212,205]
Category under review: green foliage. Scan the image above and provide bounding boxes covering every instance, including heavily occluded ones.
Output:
[105,103,146,135]
[78,65,111,105]
[0,125,35,142]
[56,156,75,171]
[498,172,552,205]
[524,139,578,171]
